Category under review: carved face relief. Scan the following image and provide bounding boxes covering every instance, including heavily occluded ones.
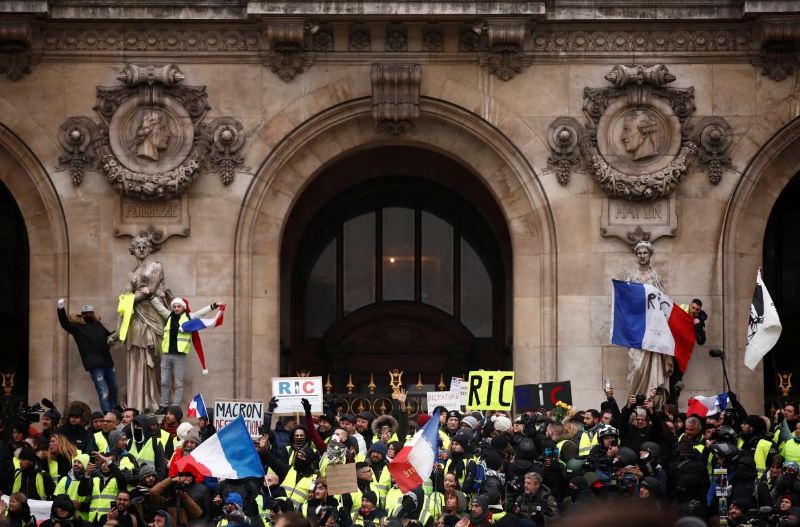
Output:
[635,246,652,266]
[620,111,658,161]
[133,111,170,161]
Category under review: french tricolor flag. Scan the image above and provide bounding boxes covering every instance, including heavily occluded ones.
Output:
[388,405,444,493]
[174,415,264,480]
[187,394,208,419]
[182,303,226,333]
[610,280,696,371]
[687,393,729,418]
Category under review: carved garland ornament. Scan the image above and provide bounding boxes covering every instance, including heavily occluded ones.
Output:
[546,64,731,200]
[57,64,245,200]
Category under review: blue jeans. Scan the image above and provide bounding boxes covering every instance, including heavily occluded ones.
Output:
[160,353,186,407]
[89,367,119,413]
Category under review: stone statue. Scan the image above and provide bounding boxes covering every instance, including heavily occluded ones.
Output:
[622,241,673,404]
[134,111,169,161]
[620,110,658,161]
[112,233,169,410]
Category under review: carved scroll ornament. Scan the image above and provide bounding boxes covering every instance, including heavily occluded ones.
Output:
[371,63,421,135]
[57,64,245,200]
[547,64,732,200]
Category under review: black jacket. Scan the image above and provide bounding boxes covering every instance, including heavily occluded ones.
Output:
[57,308,113,371]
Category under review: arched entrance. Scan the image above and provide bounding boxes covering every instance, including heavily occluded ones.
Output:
[0,181,29,398]
[762,172,800,407]
[234,97,557,401]
[280,147,511,391]
[722,116,800,413]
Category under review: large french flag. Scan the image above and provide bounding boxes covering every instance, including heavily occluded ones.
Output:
[182,303,226,333]
[174,415,264,480]
[611,280,696,370]
[388,406,443,493]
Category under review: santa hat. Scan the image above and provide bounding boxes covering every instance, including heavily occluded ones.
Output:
[178,298,209,375]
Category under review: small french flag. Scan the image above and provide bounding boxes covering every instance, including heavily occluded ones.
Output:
[174,415,264,480]
[687,393,729,418]
[182,303,226,333]
[388,405,444,493]
[187,394,208,419]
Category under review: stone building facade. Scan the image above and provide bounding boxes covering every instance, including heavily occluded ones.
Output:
[1,1,799,413]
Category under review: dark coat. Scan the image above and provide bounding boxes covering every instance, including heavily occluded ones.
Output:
[57,308,113,371]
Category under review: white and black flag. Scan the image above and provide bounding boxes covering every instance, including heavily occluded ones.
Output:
[744,269,782,370]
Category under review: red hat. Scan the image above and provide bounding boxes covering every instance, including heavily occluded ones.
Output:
[417,414,432,427]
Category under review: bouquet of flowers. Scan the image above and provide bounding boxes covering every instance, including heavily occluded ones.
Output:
[551,400,576,423]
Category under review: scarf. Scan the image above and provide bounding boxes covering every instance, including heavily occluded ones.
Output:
[163,420,179,437]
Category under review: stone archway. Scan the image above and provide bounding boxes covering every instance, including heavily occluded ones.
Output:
[0,124,69,406]
[722,116,800,412]
[235,97,557,401]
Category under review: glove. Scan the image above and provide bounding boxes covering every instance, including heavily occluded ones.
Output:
[106,332,119,345]
[301,398,312,416]
[211,302,219,310]
[268,396,278,413]
[57,298,65,309]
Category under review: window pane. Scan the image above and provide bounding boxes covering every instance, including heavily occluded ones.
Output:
[421,211,453,313]
[383,207,414,300]
[461,238,492,336]
[304,239,336,337]
[343,212,375,314]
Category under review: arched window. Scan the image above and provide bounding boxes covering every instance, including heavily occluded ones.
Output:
[300,179,496,339]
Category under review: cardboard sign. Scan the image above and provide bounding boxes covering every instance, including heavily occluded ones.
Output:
[514,381,573,411]
[427,391,463,412]
[451,377,468,403]
[467,370,515,410]
[213,400,264,439]
[271,376,324,415]
[325,463,359,495]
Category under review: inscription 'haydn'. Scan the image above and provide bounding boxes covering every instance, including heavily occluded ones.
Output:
[613,202,666,223]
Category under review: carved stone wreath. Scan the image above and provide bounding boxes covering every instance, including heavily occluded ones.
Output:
[546,64,731,200]
[57,63,245,200]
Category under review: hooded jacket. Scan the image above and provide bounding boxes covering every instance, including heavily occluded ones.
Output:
[129,414,167,479]
[57,308,114,371]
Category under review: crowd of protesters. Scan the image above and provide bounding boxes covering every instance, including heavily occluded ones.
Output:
[1,385,799,527]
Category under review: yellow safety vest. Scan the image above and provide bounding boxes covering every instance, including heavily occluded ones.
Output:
[280,469,314,511]
[578,431,598,458]
[161,313,191,354]
[373,465,393,508]
[89,476,120,522]
[130,438,157,465]
[492,511,507,523]
[345,481,380,514]
[55,476,91,520]
[781,439,800,463]
[47,458,60,481]
[418,492,444,526]
[385,487,404,517]
[95,431,109,453]
[117,293,136,342]
[556,440,568,466]
[13,470,46,499]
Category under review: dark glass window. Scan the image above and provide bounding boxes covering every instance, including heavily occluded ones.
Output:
[421,211,453,313]
[383,207,414,301]
[343,212,375,315]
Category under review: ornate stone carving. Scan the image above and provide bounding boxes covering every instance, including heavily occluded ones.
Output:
[57,117,102,186]
[691,117,732,185]
[546,118,580,186]
[478,19,529,81]
[385,24,407,52]
[0,20,35,81]
[422,24,444,52]
[371,64,421,135]
[266,22,313,82]
[57,63,245,200]
[43,29,263,51]
[349,25,371,52]
[546,64,731,202]
[312,25,334,52]
[531,29,751,53]
[759,22,800,81]
[459,26,481,52]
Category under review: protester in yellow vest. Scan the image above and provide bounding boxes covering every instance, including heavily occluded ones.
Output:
[128,414,167,479]
[77,451,128,523]
[152,297,220,414]
[54,453,92,519]
[12,446,55,500]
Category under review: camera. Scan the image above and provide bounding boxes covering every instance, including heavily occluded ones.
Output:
[635,394,646,406]
[17,400,44,423]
